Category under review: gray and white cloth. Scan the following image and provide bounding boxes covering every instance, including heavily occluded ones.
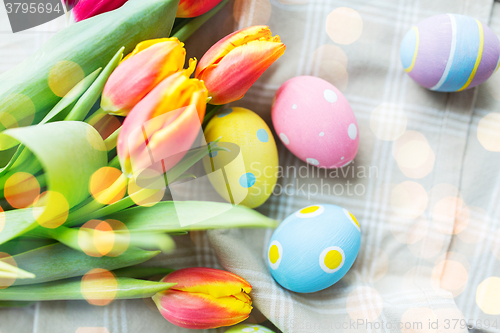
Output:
[2,0,500,332]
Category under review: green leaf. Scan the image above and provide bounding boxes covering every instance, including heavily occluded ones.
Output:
[0,277,175,301]
[0,69,102,179]
[0,0,180,126]
[0,121,107,209]
[108,201,278,233]
[0,301,34,307]
[11,243,160,286]
[65,47,124,121]
[113,266,174,279]
[64,142,228,227]
[41,68,102,125]
[0,209,40,246]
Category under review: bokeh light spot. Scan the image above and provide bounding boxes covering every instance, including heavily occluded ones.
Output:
[370,103,407,141]
[32,191,69,229]
[81,268,117,306]
[393,130,435,179]
[87,113,122,141]
[128,168,165,207]
[0,253,17,289]
[477,112,500,151]
[234,0,272,26]
[48,61,85,97]
[390,181,428,219]
[4,172,40,209]
[346,287,383,322]
[476,277,500,315]
[90,167,127,205]
[0,93,35,129]
[432,197,469,235]
[79,219,129,257]
[431,260,468,297]
[400,307,435,333]
[311,45,349,91]
[326,7,363,45]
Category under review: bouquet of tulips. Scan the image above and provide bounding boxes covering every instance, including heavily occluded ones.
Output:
[0,0,285,329]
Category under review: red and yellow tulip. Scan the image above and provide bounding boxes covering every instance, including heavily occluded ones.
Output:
[195,25,285,105]
[117,61,206,179]
[101,38,186,116]
[176,0,224,18]
[153,268,252,329]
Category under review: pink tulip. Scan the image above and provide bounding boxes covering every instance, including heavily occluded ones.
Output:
[101,38,186,116]
[70,0,129,22]
[176,0,223,18]
[117,62,207,179]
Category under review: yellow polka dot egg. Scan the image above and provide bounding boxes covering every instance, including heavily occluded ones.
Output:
[203,107,278,208]
[268,204,361,293]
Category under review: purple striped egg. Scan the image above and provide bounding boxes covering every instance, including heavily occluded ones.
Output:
[400,14,500,92]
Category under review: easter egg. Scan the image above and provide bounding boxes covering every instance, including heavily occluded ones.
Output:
[226,324,275,333]
[267,204,361,293]
[400,14,500,92]
[272,76,359,169]
[203,107,278,208]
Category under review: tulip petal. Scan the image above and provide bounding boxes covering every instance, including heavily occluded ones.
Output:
[201,39,285,104]
[117,69,207,177]
[161,267,252,298]
[153,289,252,329]
[196,25,271,78]
[73,0,129,22]
[102,38,186,116]
[176,0,223,18]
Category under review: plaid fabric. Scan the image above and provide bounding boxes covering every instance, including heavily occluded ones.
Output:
[2,0,500,332]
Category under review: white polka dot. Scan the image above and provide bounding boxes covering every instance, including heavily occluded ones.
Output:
[292,104,297,109]
[319,132,325,137]
[280,133,290,145]
[324,89,338,103]
[348,123,357,140]
[341,156,345,160]
[306,158,319,166]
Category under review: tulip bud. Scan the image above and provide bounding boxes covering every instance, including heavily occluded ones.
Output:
[176,0,223,18]
[153,268,252,329]
[101,38,186,116]
[70,0,129,22]
[195,25,285,105]
[117,60,207,179]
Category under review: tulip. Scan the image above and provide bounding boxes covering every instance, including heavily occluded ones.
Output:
[176,0,223,18]
[101,38,186,116]
[117,60,207,179]
[70,0,129,22]
[195,25,285,105]
[153,268,252,329]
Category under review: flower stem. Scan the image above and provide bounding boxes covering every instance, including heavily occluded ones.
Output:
[202,105,222,128]
[104,126,121,151]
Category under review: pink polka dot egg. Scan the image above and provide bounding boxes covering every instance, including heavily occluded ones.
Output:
[272,76,359,168]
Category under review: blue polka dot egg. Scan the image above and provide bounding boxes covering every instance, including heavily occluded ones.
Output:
[203,107,278,208]
[268,204,361,293]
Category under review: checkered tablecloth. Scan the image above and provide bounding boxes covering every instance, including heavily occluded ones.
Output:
[2,0,500,332]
